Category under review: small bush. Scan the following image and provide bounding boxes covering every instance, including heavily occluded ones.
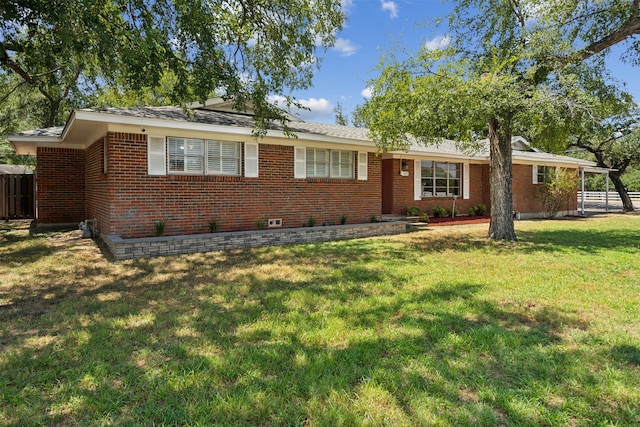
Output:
[154,220,166,237]
[420,213,430,223]
[305,216,316,227]
[537,169,578,219]
[432,206,447,218]
[340,215,347,225]
[256,219,266,230]
[370,215,378,223]
[469,203,487,216]
[406,206,420,216]
[208,219,218,233]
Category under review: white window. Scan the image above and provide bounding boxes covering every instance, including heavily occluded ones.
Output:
[168,137,204,174]
[207,140,240,175]
[331,150,354,179]
[297,147,355,179]
[421,161,461,197]
[166,137,240,176]
[306,148,329,177]
[535,165,555,184]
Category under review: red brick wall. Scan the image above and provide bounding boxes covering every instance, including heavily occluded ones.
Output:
[383,158,488,216]
[101,133,382,238]
[85,137,110,235]
[512,164,578,214]
[36,147,85,224]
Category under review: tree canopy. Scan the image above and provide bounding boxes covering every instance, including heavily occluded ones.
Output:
[1,0,345,129]
[360,0,638,240]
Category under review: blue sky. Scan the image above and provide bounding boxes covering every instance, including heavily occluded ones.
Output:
[278,0,640,124]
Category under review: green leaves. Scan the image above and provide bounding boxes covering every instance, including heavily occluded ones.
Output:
[1,0,345,129]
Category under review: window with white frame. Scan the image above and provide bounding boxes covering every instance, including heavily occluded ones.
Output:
[421,161,461,197]
[306,148,329,177]
[305,148,353,178]
[167,137,240,175]
[331,150,354,178]
[536,165,556,184]
[207,140,240,175]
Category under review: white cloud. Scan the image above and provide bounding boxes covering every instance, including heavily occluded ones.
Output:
[361,87,373,99]
[268,95,334,121]
[341,0,354,12]
[424,35,451,51]
[333,38,358,56]
[380,0,398,18]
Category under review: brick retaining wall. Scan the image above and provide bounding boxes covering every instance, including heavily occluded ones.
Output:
[103,221,406,260]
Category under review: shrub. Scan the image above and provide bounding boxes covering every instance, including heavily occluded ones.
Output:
[208,219,218,233]
[472,203,487,216]
[256,219,266,230]
[370,215,378,223]
[432,206,447,218]
[340,215,347,225]
[406,206,420,216]
[305,216,316,227]
[537,168,578,219]
[154,220,166,237]
[420,213,430,223]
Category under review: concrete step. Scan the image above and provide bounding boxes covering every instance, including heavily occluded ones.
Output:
[406,222,429,231]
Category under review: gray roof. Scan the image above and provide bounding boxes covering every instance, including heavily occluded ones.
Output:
[84,106,372,141]
[8,105,596,167]
[13,126,64,137]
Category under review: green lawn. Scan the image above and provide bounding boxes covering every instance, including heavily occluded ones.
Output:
[1,215,639,426]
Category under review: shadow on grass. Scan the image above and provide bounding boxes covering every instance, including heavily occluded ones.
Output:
[517,227,640,254]
[2,221,640,425]
[2,263,638,425]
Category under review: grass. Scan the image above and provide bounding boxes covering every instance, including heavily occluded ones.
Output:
[1,215,639,426]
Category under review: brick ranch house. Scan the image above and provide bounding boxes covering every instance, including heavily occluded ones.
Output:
[9,99,598,246]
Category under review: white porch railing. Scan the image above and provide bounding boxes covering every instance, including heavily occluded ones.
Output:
[577,191,640,202]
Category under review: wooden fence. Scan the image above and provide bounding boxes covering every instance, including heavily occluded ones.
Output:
[1,174,35,220]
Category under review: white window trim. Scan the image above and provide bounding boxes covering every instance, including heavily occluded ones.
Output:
[463,161,470,200]
[298,147,356,179]
[148,135,166,176]
[294,147,307,178]
[357,152,368,181]
[414,160,422,200]
[419,160,463,198]
[164,137,242,176]
[244,142,259,178]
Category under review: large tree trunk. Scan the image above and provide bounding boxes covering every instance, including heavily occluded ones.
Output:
[487,118,517,241]
[609,171,635,212]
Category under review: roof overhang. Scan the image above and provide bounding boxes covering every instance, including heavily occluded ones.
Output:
[580,166,613,174]
[9,109,378,155]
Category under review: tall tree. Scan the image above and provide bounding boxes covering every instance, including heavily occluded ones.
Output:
[571,113,640,211]
[360,0,638,241]
[333,101,348,126]
[1,0,345,129]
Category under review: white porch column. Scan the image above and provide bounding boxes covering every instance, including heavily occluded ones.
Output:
[580,168,585,216]
[605,171,610,213]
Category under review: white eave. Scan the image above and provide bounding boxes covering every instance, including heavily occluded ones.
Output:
[9,109,378,155]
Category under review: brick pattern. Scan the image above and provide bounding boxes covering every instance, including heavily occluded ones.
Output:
[103,221,406,260]
[91,133,382,238]
[85,137,110,234]
[36,147,85,224]
[512,165,578,214]
[382,159,489,216]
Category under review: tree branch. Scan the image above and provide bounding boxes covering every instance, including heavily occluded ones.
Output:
[579,16,640,60]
